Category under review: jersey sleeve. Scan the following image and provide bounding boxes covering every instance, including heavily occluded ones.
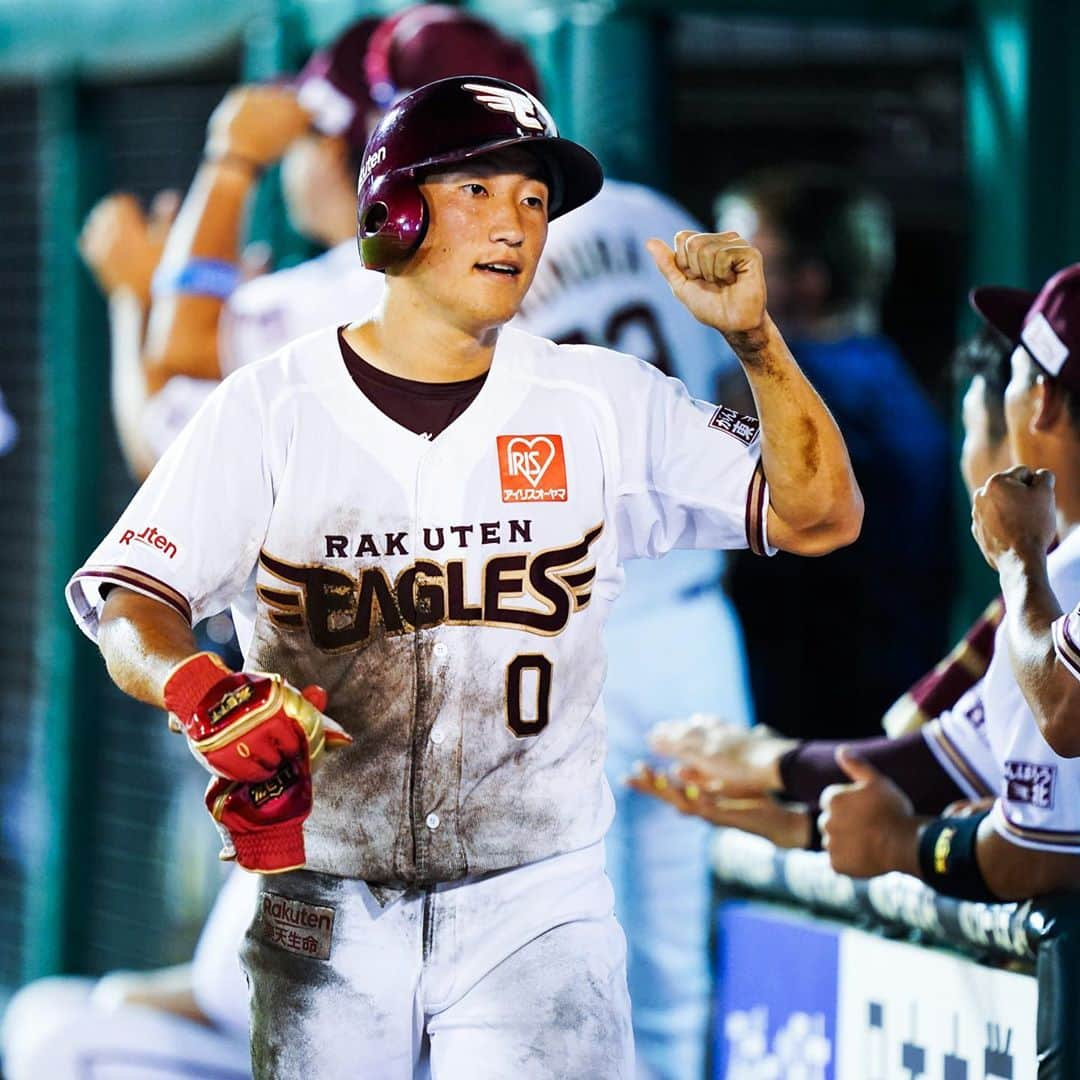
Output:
[140,375,219,461]
[920,684,998,800]
[611,354,772,561]
[66,367,274,640]
[1051,603,1080,682]
[988,753,1080,854]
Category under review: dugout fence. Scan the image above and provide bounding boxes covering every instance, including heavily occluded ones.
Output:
[711,828,1080,1078]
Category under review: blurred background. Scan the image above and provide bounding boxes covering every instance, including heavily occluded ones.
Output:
[0,0,1078,1020]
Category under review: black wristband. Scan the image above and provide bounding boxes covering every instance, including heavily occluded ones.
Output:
[917,810,998,902]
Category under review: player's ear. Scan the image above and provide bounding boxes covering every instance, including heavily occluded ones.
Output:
[1032,373,1064,433]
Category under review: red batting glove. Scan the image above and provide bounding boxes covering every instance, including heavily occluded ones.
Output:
[205,755,313,873]
[163,653,350,783]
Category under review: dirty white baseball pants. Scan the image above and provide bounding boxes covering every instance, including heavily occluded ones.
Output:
[240,841,633,1079]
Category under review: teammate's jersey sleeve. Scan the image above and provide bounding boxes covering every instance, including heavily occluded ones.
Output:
[1051,602,1080,682]
[66,366,274,640]
[140,375,218,461]
[920,684,998,800]
[605,350,772,561]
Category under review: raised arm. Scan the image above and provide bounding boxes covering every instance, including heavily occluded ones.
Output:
[78,192,179,480]
[971,466,1080,755]
[142,86,310,392]
[647,230,863,555]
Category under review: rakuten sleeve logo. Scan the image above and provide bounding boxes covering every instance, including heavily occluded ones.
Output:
[119,525,180,560]
[497,435,568,502]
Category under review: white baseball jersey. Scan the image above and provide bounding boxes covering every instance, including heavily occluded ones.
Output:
[1051,597,1080,682]
[924,526,1080,852]
[68,324,770,885]
[141,241,384,460]
[513,179,742,614]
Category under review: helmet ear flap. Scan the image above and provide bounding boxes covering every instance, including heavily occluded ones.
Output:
[357,171,429,271]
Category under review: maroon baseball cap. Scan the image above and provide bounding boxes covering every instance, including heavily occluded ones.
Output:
[294,5,539,151]
[970,264,1080,393]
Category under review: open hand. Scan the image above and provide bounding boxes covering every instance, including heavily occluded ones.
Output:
[648,714,793,797]
[627,762,811,849]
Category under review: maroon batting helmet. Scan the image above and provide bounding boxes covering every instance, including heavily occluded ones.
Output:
[356,76,603,270]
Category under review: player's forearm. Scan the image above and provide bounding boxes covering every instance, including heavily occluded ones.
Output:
[996,552,1080,756]
[108,289,157,481]
[727,317,862,553]
[781,733,963,814]
[143,160,255,387]
[974,817,1080,900]
[98,588,200,708]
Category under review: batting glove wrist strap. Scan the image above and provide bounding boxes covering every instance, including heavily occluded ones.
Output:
[206,758,311,874]
[165,654,350,783]
[231,819,307,873]
[916,810,997,902]
[163,652,234,723]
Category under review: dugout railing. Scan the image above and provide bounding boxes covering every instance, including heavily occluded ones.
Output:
[711,827,1080,1078]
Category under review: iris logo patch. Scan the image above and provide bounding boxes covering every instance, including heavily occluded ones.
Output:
[1004,759,1055,809]
[497,434,568,502]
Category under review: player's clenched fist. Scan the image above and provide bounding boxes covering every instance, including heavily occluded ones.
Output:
[163,652,351,783]
[817,748,919,879]
[205,85,312,167]
[645,231,767,335]
[78,190,179,302]
[971,465,1057,570]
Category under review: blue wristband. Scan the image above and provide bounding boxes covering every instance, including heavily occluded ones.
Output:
[152,259,241,300]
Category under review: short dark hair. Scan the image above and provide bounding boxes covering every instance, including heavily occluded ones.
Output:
[953,324,1011,444]
[715,165,893,313]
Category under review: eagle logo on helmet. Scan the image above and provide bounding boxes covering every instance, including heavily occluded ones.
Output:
[462,82,546,133]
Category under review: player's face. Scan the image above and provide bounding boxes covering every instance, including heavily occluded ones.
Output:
[1004,345,1044,468]
[406,151,549,330]
[960,374,1012,499]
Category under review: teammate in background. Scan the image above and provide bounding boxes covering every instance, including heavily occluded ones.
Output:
[65,73,861,1078]
[968,282,1080,759]
[716,167,952,742]
[62,9,751,1077]
[630,315,1014,849]
[639,266,1080,905]
[514,182,754,1079]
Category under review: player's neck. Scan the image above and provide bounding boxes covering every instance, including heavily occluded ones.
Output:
[345,286,499,383]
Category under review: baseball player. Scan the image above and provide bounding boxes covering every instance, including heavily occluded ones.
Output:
[60,12,752,1078]
[968,271,1080,760]
[643,265,1080,905]
[65,77,860,1078]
